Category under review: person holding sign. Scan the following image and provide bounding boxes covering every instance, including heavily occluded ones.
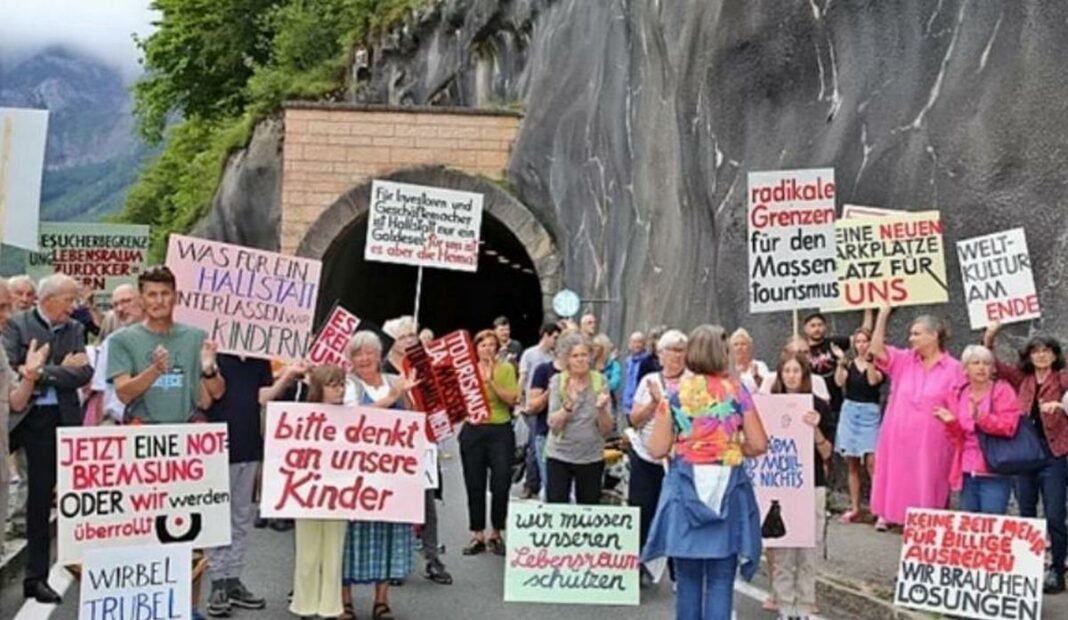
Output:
[643,325,768,620]
[832,326,884,524]
[932,345,1022,515]
[289,364,348,619]
[545,332,614,505]
[459,330,518,556]
[983,323,1068,593]
[765,352,835,618]
[341,331,419,619]
[869,306,962,532]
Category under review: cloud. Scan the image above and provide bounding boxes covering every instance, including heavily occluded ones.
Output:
[0,0,157,79]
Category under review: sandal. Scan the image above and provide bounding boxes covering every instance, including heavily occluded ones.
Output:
[486,537,506,556]
[372,602,394,620]
[838,510,861,524]
[462,538,486,556]
[874,518,889,532]
[337,602,356,620]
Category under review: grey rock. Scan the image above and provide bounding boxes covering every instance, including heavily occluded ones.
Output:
[207,0,1068,360]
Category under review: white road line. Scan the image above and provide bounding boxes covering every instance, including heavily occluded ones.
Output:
[734,579,827,620]
[13,563,74,620]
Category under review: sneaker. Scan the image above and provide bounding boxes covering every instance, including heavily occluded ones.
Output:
[227,580,266,609]
[206,584,231,617]
[1044,569,1066,594]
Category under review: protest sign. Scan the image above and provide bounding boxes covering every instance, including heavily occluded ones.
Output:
[404,330,490,441]
[747,168,839,313]
[261,403,426,522]
[0,107,48,250]
[832,210,948,309]
[746,394,816,548]
[505,502,640,605]
[80,544,191,620]
[27,222,150,303]
[842,204,897,218]
[306,305,361,370]
[365,180,483,272]
[166,234,322,362]
[895,508,1045,620]
[957,228,1039,329]
[57,424,231,564]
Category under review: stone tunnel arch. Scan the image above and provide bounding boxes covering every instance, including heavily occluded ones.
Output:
[296,166,561,345]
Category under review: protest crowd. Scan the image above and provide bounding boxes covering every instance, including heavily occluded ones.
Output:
[0,181,1064,620]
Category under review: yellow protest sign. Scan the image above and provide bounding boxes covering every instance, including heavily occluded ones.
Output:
[833,211,948,309]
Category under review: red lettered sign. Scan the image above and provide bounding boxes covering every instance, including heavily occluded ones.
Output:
[404,330,490,441]
[306,306,361,370]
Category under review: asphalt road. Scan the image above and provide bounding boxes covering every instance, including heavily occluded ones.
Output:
[2,437,852,620]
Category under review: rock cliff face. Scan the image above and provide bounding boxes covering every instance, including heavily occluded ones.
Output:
[210,0,1068,357]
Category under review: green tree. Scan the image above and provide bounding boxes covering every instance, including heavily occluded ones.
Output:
[133,0,277,143]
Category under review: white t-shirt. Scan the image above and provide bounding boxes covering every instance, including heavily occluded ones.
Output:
[630,370,692,463]
[344,375,393,405]
[89,338,126,422]
[738,360,770,395]
[759,372,831,402]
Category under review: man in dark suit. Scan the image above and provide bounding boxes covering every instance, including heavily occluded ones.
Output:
[5,274,93,604]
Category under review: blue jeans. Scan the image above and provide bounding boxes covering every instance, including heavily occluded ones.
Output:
[1016,456,1067,573]
[674,556,737,620]
[534,434,548,501]
[523,416,541,492]
[960,473,1012,514]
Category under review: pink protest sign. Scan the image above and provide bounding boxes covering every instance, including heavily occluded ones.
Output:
[746,393,816,548]
[306,306,361,371]
[166,234,322,363]
[260,403,426,523]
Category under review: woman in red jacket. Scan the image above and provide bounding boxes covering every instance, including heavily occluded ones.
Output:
[933,345,1022,515]
[984,324,1068,593]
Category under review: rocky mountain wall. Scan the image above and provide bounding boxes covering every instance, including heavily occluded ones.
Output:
[209,0,1068,359]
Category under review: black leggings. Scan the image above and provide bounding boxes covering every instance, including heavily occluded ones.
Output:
[459,423,514,531]
[546,457,604,505]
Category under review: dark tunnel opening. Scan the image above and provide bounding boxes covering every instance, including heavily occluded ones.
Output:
[316,211,544,347]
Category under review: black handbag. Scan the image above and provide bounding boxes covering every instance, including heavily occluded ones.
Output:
[978,416,1050,475]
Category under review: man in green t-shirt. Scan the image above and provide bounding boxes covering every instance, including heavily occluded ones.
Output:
[108,266,225,423]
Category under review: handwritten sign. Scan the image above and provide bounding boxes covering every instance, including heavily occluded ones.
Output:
[27,222,150,303]
[746,394,816,548]
[56,424,231,564]
[0,107,48,250]
[365,180,483,272]
[504,502,640,605]
[166,234,322,362]
[261,403,426,522]
[895,509,1046,620]
[80,544,191,620]
[832,210,948,309]
[957,228,1039,329]
[404,330,490,441]
[306,306,361,370]
[747,168,838,313]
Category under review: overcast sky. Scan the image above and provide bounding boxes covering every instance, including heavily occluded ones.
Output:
[0,0,157,78]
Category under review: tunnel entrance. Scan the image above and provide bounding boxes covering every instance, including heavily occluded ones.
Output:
[297,167,561,349]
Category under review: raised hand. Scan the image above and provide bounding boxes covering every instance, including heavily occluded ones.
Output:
[285,359,311,381]
[151,345,170,374]
[830,343,846,361]
[24,339,49,380]
[595,391,611,409]
[200,340,218,369]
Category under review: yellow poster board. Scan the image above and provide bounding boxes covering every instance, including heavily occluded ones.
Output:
[831,210,948,310]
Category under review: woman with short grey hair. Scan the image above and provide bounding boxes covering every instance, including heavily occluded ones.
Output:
[545,332,614,504]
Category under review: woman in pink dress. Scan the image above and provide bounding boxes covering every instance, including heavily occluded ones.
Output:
[869,306,964,530]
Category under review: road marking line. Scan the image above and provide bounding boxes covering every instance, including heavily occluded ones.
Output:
[13,563,73,620]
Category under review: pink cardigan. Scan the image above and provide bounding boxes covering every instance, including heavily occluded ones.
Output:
[942,380,1023,490]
